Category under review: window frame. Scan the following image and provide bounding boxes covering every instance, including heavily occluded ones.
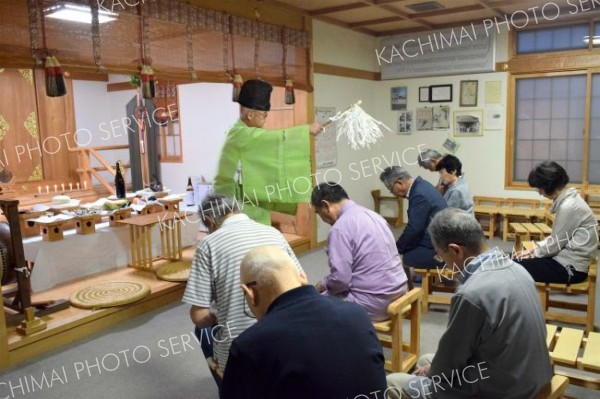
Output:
[505,17,600,192]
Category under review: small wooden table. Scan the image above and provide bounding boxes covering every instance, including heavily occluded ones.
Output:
[118,212,184,270]
[36,220,69,242]
[158,197,183,212]
[75,215,96,235]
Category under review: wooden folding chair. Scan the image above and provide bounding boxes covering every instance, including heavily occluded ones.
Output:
[372,288,421,373]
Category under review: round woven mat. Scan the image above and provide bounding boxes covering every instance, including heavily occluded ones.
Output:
[70,281,151,309]
[155,260,191,282]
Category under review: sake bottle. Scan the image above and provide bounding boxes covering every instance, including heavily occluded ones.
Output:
[115,160,126,199]
[185,176,195,206]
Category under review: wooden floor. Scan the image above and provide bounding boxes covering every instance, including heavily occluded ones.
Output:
[2,234,312,369]
[3,246,196,369]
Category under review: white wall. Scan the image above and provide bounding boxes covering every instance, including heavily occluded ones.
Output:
[72,75,134,186]
[73,78,238,196]
[313,20,380,72]
[161,83,238,194]
[312,22,535,242]
[313,20,384,240]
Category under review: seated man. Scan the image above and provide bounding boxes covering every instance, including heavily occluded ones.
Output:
[220,246,388,399]
[311,182,408,321]
[435,154,474,213]
[182,194,303,388]
[417,148,443,172]
[380,166,447,269]
[387,209,552,399]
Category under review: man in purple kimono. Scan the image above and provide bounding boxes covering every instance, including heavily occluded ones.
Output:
[312,182,408,321]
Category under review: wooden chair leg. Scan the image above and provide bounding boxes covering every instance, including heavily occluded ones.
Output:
[537,285,548,315]
[404,264,413,291]
[420,271,430,314]
[587,278,596,333]
[391,315,401,372]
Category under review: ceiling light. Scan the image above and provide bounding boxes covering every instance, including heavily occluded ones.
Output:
[45,3,117,24]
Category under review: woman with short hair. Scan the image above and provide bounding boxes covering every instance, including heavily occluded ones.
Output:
[435,155,474,214]
[515,161,597,283]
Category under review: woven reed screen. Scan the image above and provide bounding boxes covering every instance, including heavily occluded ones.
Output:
[0,0,310,90]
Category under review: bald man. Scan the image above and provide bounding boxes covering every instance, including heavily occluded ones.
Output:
[220,246,388,399]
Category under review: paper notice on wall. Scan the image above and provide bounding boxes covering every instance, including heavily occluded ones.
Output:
[315,107,338,168]
[192,176,212,205]
[416,107,433,130]
[485,81,502,104]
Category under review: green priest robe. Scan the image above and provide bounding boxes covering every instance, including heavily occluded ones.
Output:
[213,119,312,225]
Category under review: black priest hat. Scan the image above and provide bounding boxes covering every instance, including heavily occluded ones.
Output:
[237,79,272,111]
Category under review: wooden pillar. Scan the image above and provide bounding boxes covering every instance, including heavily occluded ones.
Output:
[305,14,317,250]
[0,200,46,335]
[0,278,8,369]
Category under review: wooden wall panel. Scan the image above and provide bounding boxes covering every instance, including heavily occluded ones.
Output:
[33,69,78,184]
[0,69,42,183]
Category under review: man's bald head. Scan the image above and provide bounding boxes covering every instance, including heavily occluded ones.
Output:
[240,246,307,320]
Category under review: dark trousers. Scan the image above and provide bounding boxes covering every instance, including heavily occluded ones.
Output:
[195,326,222,390]
[402,246,443,269]
[516,258,588,284]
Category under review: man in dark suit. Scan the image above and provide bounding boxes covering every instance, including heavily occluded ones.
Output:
[380,166,447,270]
[220,246,388,399]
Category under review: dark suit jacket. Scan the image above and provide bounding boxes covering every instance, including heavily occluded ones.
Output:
[396,176,448,254]
[220,286,387,399]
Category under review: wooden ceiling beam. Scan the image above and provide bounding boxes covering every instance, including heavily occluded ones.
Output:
[379,5,434,29]
[378,4,411,18]
[414,4,484,19]
[373,0,408,4]
[315,15,377,36]
[349,16,403,28]
[263,0,310,16]
[309,3,370,16]
[479,0,505,18]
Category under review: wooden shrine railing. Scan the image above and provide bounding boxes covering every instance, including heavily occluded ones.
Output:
[69,145,130,194]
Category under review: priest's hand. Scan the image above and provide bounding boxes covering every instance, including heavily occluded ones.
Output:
[309,122,323,136]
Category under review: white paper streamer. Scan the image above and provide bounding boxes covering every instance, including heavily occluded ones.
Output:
[324,100,390,150]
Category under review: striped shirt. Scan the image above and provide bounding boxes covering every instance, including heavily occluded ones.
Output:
[182,213,303,374]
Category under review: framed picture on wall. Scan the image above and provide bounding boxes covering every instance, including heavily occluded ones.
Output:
[459,80,478,107]
[419,86,429,102]
[454,110,483,137]
[443,138,460,154]
[429,84,452,102]
[398,111,413,135]
[391,86,407,110]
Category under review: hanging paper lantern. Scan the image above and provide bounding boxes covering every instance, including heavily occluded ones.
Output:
[232,74,243,102]
[285,78,295,105]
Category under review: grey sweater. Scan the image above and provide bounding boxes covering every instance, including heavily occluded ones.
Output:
[443,176,474,214]
[534,187,598,274]
[429,249,552,398]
